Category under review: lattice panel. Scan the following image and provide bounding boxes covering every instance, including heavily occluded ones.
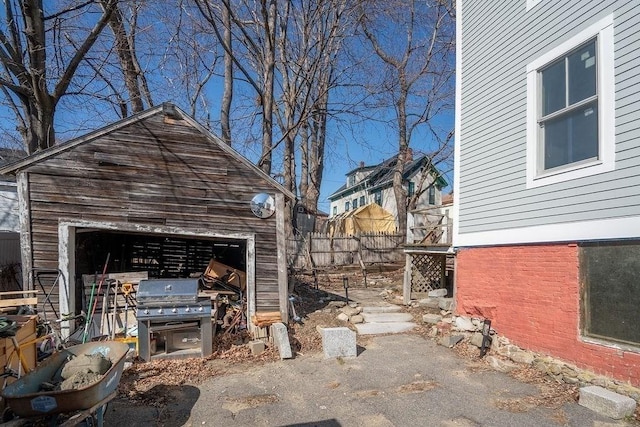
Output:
[410,253,445,293]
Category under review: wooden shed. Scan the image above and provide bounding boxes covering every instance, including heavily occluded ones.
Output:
[0,103,295,332]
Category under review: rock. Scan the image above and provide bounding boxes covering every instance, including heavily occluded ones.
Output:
[485,356,517,373]
[563,376,580,385]
[418,298,440,309]
[510,351,534,365]
[562,365,578,377]
[271,323,293,359]
[336,313,350,322]
[577,372,596,383]
[248,340,265,355]
[579,386,636,420]
[428,326,439,337]
[423,314,442,324]
[439,335,464,348]
[328,301,346,308]
[454,316,475,332]
[497,344,520,358]
[339,305,360,317]
[469,332,485,348]
[320,327,357,359]
[349,315,364,324]
[549,364,563,375]
[438,298,453,311]
[436,321,452,335]
[428,289,447,298]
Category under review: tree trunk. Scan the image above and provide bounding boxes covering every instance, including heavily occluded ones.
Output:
[103,2,144,114]
[394,79,409,241]
[221,2,233,145]
[258,0,277,175]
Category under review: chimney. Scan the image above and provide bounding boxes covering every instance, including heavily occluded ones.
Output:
[359,161,365,168]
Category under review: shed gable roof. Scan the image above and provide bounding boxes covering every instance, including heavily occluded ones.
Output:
[0,103,296,200]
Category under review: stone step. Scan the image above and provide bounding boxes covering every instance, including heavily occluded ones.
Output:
[361,312,414,323]
[355,322,417,335]
[361,305,402,313]
[579,386,636,419]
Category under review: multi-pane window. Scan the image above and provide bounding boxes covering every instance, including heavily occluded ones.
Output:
[359,195,365,206]
[526,15,614,188]
[539,40,598,171]
[408,181,415,197]
[352,198,358,209]
[332,206,337,216]
[428,186,435,205]
[345,201,350,211]
[374,191,382,206]
[348,175,355,187]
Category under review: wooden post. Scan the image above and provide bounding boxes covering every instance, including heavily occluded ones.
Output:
[17,172,33,290]
[403,252,412,305]
[276,193,289,322]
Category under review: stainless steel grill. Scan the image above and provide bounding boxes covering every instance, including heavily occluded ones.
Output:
[136,278,212,361]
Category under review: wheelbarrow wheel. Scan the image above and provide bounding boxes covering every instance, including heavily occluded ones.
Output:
[2,406,14,423]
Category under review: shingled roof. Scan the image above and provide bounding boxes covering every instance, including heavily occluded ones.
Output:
[328,153,447,201]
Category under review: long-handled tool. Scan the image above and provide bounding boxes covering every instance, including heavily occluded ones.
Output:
[121,283,133,337]
[111,280,119,339]
[82,253,110,343]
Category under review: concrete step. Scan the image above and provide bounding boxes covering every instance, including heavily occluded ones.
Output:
[361,306,403,313]
[355,322,417,335]
[361,312,414,323]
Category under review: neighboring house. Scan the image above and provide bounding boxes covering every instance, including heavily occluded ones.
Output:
[0,103,295,328]
[0,148,24,266]
[0,181,20,265]
[328,152,447,240]
[455,2,640,385]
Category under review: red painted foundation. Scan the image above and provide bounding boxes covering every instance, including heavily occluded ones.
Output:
[456,243,640,386]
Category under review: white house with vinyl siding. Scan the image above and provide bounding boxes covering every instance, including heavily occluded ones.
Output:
[328,154,447,240]
[455,1,640,385]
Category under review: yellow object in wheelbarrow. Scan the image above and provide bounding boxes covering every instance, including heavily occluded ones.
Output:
[1,341,129,419]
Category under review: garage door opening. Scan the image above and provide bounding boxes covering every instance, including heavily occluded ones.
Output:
[58,220,257,358]
[75,230,246,284]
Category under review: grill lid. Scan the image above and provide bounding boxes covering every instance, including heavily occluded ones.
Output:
[137,278,200,306]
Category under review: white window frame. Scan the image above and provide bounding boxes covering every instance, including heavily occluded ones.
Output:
[525,14,615,189]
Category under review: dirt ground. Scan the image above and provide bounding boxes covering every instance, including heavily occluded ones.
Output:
[34,265,639,425]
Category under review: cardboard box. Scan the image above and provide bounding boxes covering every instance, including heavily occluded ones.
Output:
[0,315,38,376]
[204,260,246,291]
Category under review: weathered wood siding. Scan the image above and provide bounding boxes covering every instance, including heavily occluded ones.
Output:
[23,113,283,312]
[458,1,640,234]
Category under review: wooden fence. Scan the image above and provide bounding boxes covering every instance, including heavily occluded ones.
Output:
[287,232,405,270]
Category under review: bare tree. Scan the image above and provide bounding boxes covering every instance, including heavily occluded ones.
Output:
[194,0,278,174]
[0,0,118,153]
[359,0,455,239]
[100,0,154,115]
[283,0,352,212]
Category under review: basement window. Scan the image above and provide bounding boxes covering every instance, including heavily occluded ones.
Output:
[580,241,640,347]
